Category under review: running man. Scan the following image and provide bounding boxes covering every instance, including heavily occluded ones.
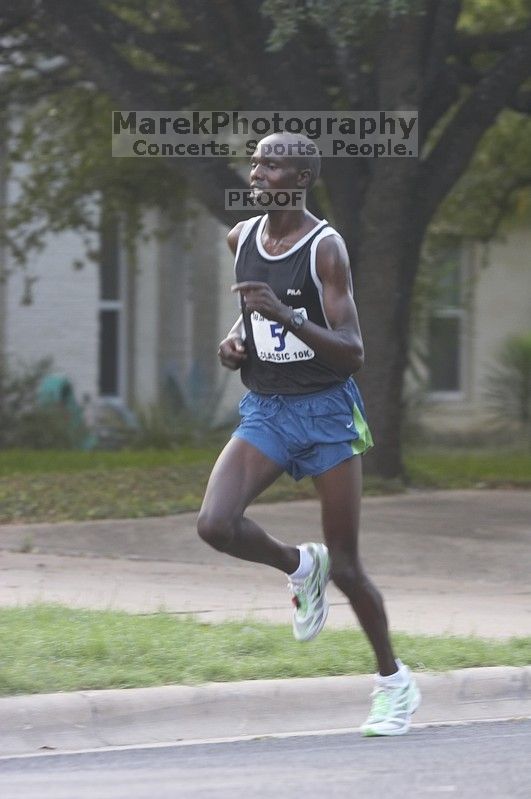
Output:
[197,132,420,736]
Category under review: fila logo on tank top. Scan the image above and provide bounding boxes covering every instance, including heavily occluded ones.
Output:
[235,215,352,396]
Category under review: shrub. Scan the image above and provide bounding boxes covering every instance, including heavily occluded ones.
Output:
[483,333,531,445]
[128,403,222,449]
[0,358,85,449]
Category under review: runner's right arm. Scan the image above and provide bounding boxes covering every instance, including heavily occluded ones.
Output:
[218,222,248,371]
[218,314,247,370]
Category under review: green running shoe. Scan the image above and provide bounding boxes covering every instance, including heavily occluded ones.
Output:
[360,667,421,736]
[288,542,330,642]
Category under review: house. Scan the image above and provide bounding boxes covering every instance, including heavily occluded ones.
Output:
[415,230,531,437]
[0,195,246,432]
[1,160,530,440]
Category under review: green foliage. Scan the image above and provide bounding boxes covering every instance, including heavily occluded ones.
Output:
[0,446,529,524]
[0,447,219,475]
[417,106,531,341]
[261,0,420,49]
[2,0,531,267]
[460,0,531,32]
[4,407,79,450]
[0,358,80,449]
[0,357,50,423]
[0,461,316,523]
[430,111,531,242]
[4,87,187,269]
[128,404,213,449]
[406,447,531,486]
[483,333,531,441]
[108,0,185,32]
[1,605,529,695]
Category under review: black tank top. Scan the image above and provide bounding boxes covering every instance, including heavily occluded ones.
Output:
[235,215,352,395]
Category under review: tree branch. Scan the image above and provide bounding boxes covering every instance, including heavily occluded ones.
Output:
[511,88,531,114]
[420,61,482,140]
[0,3,34,36]
[34,6,162,106]
[422,0,462,91]
[454,28,531,57]
[14,1,246,227]
[416,1,464,145]
[481,176,531,240]
[419,26,531,228]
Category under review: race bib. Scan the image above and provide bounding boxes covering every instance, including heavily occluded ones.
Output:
[250,308,315,363]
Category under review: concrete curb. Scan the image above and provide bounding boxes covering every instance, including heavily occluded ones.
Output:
[1,666,530,756]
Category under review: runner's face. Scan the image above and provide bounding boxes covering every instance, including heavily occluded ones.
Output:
[249,151,300,192]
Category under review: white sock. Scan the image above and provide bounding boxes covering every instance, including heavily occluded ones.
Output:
[288,546,314,582]
[377,659,409,688]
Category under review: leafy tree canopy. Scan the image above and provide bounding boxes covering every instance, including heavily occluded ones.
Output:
[1,0,530,275]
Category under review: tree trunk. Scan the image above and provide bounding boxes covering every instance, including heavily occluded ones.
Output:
[0,112,7,375]
[352,161,423,478]
[342,13,425,479]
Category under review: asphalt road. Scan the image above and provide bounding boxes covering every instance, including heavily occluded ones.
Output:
[1,721,530,799]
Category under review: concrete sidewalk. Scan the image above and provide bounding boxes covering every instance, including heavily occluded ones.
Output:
[0,490,530,637]
[0,489,530,756]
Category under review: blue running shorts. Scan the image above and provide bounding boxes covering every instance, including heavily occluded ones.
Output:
[232,377,374,481]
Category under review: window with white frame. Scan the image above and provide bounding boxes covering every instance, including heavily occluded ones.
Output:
[427,246,467,399]
[98,215,126,399]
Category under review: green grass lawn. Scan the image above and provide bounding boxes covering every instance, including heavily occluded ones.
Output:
[0,447,319,523]
[1,605,529,697]
[405,448,531,488]
[0,447,529,524]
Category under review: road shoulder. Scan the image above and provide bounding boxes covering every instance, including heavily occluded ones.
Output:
[2,666,530,757]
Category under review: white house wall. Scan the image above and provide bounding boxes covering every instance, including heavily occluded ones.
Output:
[474,229,531,397]
[215,216,247,426]
[153,204,245,427]
[5,230,99,403]
[132,208,160,408]
[5,199,238,420]
[7,191,527,438]
[418,229,531,434]
[0,134,7,364]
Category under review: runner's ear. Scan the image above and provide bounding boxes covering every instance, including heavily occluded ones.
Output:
[297,168,312,188]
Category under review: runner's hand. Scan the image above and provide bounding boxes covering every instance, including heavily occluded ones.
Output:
[218,334,247,370]
[231,282,290,325]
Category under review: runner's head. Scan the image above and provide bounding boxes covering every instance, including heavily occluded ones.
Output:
[252,132,321,189]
